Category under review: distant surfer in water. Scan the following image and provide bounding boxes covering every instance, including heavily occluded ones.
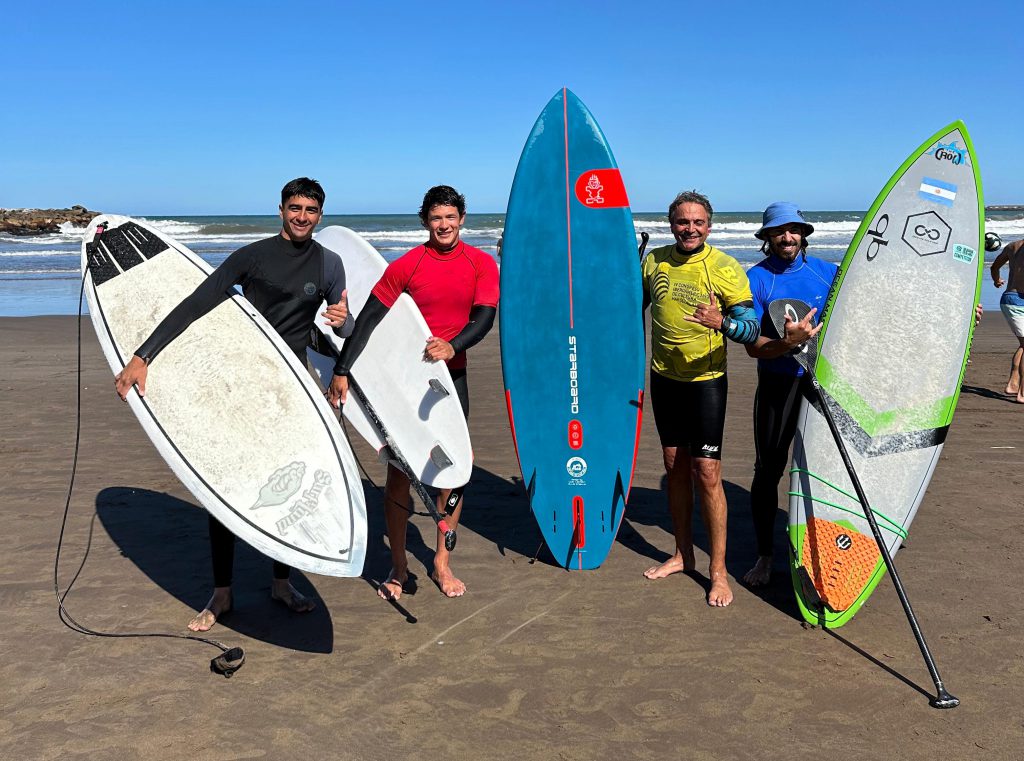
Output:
[640,190,760,607]
[114,178,353,631]
[329,185,499,600]
[741,203,836,587]
[991,238,1024,403]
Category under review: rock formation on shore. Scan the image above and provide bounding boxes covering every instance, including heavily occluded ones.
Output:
[0,206,98,236]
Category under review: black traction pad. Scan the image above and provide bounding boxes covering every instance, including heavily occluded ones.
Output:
[86,222,170,286]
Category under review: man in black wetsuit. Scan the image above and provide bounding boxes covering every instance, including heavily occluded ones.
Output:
[114,177,352,632]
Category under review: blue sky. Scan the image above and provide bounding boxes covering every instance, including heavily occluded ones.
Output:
[3,1,1021,214]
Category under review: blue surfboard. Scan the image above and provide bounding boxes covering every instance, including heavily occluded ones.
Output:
[501,88,645,570]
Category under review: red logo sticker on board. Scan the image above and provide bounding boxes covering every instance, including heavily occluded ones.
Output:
[574,169,629,208]
[568,420,583,450]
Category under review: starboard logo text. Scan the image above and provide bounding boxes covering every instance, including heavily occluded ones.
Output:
[568,335,580,414]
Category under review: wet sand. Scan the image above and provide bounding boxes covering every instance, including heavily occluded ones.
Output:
[1,316,1021,760]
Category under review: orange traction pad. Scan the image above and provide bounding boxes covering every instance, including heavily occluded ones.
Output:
[801,517,881,612]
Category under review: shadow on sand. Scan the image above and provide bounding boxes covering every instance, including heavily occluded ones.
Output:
[96,486,335,653]
[618,476,801,618]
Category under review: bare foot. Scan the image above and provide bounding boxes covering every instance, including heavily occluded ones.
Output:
[1016,393,1024,404]
[431,565,466,597]
[270,580,316,613]
[708,573,733,607]
[377,568,409,601]
[1005,384,1019,395]
[188,588,232,632]
[742,556,772,587]
[643,548,695,580]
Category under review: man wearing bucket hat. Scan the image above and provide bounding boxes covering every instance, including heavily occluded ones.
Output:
[741,202,837,587]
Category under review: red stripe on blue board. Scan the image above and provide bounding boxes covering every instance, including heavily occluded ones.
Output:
[563,87,574,329]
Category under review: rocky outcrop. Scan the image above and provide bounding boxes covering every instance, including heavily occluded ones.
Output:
[0,206,98,236]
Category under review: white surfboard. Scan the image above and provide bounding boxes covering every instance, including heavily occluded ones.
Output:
[307,226,473,489]
[788,122,982,626]
[82,215,367,577]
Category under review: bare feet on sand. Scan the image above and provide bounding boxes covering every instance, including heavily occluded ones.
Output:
[708,571,733,607]
[378,568,410,602]
[643,548,696,580]
[188,587,232,632]
[270,580,316,613]
[431,563,466,597]
[742,556,772,587]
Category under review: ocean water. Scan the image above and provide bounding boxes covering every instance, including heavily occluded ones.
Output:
[1,210,1021,316]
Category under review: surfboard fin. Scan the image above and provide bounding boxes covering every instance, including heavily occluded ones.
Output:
[429,444,453,470]
[795,566,825,612]
[611,470,627,531]
[428,378,450,396]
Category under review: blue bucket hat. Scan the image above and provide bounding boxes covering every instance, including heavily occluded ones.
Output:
[755,202,814,240]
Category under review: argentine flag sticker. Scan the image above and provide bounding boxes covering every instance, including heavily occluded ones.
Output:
[919,177,957,207]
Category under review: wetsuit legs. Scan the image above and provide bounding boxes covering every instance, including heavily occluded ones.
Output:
[209,515,235,588]
[209,514,291,585]
[750,371,809,557]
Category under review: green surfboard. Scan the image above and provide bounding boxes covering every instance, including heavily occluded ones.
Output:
[788,121,983,627]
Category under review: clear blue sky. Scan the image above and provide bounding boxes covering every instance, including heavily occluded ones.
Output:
[3,1,1021,214]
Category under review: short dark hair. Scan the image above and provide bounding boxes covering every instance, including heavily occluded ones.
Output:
[668,190,713,223]
[419,185,466,224]
[281,177,325,208]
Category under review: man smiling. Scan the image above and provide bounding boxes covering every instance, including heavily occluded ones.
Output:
[330,185,498,601]
[114,177,352,631]
[741,202,835,587]
[640,190,759,607]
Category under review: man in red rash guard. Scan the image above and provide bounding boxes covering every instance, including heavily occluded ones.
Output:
[328,185,499,600]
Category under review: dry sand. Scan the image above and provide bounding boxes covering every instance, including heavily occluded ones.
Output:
[1,315,1021,760]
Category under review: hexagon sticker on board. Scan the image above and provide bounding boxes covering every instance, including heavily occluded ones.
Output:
[902,211,951,256]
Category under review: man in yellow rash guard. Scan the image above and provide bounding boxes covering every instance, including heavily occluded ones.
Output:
[641,190,759,607]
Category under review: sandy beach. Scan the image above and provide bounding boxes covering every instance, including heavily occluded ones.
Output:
[1,315,1021,760]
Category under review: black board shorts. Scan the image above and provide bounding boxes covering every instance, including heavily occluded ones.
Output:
[649,371,728,460]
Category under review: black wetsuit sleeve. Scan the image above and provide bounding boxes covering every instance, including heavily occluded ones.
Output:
[322,248,354,339]
[333,294,388,376]
[135,249,249,363]
[448,305,495,354]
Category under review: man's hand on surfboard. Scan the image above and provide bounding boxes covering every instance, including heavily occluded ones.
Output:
[322,289,349,327]
[114,355,148,401]
[424,337,455,362]
[327,374,348,408]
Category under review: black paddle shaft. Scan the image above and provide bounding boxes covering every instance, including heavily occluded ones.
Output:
[346,377,457,551]
[769,298,958,709]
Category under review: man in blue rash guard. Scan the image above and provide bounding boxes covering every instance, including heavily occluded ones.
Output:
[641,190,760,607]
[114,178,353,631]
[741,202,835,587]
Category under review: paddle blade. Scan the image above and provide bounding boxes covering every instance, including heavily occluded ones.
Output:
[767,298,818,372]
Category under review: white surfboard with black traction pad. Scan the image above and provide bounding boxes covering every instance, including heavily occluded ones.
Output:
[81,215,367,577]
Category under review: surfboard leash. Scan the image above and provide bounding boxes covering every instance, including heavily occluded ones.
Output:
[54,269,245,678]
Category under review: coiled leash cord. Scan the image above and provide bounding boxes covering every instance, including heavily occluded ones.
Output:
[55,273,244,677]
